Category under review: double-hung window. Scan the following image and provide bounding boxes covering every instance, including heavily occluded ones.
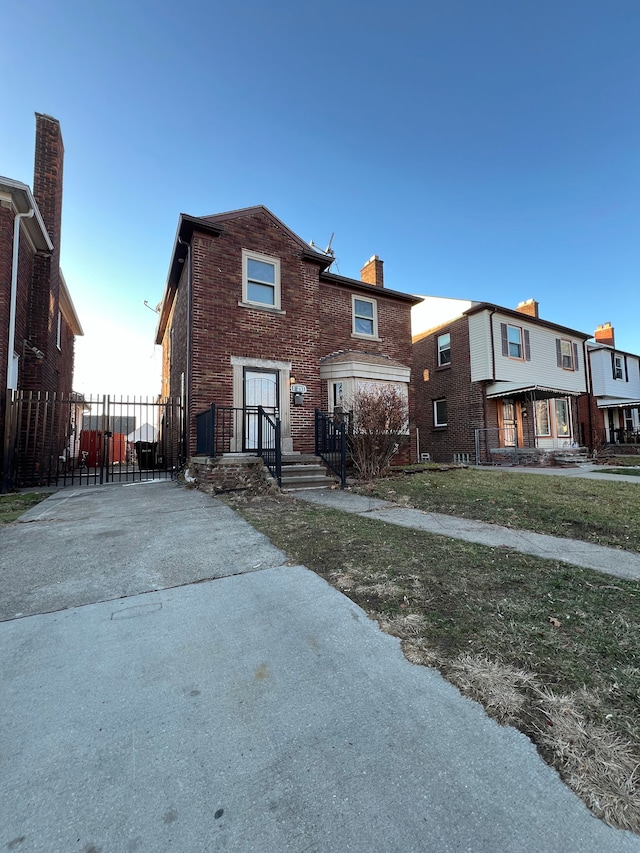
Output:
[352,296,378,338]
[508,325,523,359]
[242,249,281,309]
[500,322,530,360]
[555,338,579,372]
[437,333,451,366]
[614,355,624,380]
[560,340,573,370]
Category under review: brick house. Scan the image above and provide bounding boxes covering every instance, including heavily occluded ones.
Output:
[578,323,640,451]
[1,114,83,490]
[155,206,420,469]
[412,296,590,464]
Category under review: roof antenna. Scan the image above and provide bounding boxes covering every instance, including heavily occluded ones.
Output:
[309,233,335,261]
[144,300,160,314]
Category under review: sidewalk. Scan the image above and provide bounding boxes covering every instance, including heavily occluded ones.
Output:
[2,481,640,852]
[294,487,640,581]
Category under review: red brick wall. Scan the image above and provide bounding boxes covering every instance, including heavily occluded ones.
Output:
[186,212,321,454]
[166,209,416,458]
[413,317,488,462]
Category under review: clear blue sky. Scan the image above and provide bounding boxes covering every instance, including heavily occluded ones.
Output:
[2,0,638,395]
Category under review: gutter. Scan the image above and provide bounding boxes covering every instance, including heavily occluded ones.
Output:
[7,209,35,389]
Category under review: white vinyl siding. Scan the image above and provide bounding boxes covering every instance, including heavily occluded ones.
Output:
[487,311,586,394]
[588,348,640,401]
[468,311,492,381]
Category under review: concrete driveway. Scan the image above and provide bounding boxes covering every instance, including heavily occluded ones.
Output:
[1,481,639,852]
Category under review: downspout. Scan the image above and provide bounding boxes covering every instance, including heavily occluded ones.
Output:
[583,340,594,453]
[178,235,191,462]
[481,309,497,461]
[2,208,34,493]
[6,209,34,389]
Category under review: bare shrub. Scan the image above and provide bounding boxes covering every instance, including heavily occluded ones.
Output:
[349,384,409,480]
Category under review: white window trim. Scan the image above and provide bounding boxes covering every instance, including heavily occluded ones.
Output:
[507,324,524,360]
[560,339,574,371]
[434,398,447,427]
[437,332,451,366]
[614,355,624,381]
[240,249,283,312]
[351,294,379,340]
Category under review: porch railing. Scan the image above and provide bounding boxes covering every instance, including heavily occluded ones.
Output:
[606,427,640,445]
[315,409,347,488]
[257,406,281,486]
[195,403,282,485]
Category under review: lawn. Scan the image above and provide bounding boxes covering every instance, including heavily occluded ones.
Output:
[0,492,48,524]
[355,466,640,552]
[227,489,640,833]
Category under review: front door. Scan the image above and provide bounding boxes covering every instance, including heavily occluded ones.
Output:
[244,369,278,450]
[499,400,523,447]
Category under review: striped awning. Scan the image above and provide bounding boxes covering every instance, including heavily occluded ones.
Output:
[485,384,584,400]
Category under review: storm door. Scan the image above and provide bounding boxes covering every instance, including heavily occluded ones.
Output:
[499,400,523,447]
[244,369,278,450]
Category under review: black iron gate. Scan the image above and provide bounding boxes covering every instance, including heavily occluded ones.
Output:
[2,392,183,491]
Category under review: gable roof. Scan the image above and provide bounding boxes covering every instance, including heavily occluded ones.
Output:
[156,206,420,343]
[464,302,590,340]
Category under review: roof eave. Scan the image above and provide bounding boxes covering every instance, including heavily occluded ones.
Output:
[155,214,225,344]
[464,303,590,340]
[59,271,83,335]
[0,176,53,253]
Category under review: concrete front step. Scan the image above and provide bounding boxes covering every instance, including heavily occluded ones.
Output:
[280,462,337,492]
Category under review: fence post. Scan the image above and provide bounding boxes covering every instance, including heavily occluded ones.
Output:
[339,420,346,488]
[210,403,216,456]
[275,417,282,487]
[257,406,263,455]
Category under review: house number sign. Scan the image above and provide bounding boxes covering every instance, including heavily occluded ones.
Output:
[290,384,307,394]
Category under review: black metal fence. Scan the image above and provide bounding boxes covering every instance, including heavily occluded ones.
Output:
[315,409,347,488]
[2,392,183,491]
[606,427,640,445]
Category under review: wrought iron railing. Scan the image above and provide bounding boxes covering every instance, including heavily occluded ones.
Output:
[315,409,347,488]
[195,403,282,485]
[257,406,281,486]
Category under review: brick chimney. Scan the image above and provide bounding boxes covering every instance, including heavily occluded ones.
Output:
[33,113,64,257]
[594,322,615,347]
[515,299,539,318]
[26,113,64,389]
[360,255,384,288]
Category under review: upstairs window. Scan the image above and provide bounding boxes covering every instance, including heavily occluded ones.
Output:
[437,333,451,366]
[508,325,523,359]
[352,296,378,338]
[242,249,281,309]
[560,340,573,370]
[613,355,624,380]
[555,338,579,372]
[500,323,531,361]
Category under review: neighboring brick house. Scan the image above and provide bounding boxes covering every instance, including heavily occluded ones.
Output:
[578,323,640,451]
[412,296,590,464]
[155,206,420,464]
[1,114,83,490]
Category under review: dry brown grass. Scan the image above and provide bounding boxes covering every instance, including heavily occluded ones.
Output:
[226,492,640,833]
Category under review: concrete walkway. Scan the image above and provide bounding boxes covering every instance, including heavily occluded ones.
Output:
[294,488,640,581]
[1,481,640,852]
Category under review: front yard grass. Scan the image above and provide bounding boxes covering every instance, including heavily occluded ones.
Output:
[356,467,640,552]
[227,492,640,833]
[0,492,47,524]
